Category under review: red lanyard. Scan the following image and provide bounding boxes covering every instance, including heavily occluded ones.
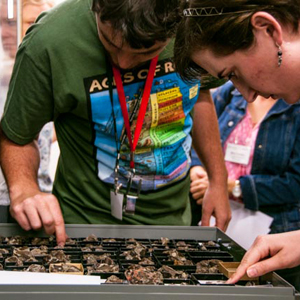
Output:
[112,56,158,169]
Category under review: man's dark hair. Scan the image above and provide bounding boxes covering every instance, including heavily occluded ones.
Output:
[92,0,181,49]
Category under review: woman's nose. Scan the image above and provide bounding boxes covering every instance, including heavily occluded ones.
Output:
[232,81,257,103]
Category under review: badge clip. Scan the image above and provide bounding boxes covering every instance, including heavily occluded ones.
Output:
[124,172,142,215]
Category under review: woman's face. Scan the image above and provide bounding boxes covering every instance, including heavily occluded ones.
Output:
[191,37,300,104]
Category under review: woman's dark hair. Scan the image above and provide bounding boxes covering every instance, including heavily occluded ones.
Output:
[174,0,300,82]
[92,0,181,49]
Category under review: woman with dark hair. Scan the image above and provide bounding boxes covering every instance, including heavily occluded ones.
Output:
[174,0,300,284]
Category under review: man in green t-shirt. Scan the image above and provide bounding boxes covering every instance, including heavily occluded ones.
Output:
[0,0,230,245]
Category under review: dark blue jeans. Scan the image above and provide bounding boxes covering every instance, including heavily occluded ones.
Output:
[190,193,202,226]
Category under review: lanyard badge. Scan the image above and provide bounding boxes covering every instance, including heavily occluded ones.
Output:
[108,55,158,218]
[123,170,142,215]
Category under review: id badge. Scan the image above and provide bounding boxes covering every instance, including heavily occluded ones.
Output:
[124,195,137,215]
[225,143,251,165]
[110,190,124,220]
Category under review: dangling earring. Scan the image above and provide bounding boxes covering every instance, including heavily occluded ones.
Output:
[276,43,282,67]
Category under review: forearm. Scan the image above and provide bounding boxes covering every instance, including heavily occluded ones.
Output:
[0,127,66,244]
[192,90,231,229]
[240,174,300,210]
[0,127,40,200]
[193,90,227,185]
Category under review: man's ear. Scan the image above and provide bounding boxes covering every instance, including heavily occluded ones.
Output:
[251,12,283,45]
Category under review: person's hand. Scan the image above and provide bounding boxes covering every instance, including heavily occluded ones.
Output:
[10,189,66,246]
[227,179,236,195]
[190,166,208,204]
[200,182,231,231]
[227,230,300,284]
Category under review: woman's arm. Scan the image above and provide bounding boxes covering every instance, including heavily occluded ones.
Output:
[240,125,300,210]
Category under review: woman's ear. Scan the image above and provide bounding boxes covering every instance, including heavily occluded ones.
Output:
[251,12,283,45]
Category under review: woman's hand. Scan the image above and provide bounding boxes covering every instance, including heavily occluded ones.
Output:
[190,166,208,204]
[190,167,237,203]
[227,230,300,283]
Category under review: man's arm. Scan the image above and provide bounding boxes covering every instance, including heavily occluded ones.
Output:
[192,89,231,231]
[0,127,66,245]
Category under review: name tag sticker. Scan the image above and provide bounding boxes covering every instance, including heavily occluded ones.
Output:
[225,143,251,165]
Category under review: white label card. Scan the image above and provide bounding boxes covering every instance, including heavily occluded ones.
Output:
[224,143,251,165]
[0,271,101,285]
[110,190,124,220]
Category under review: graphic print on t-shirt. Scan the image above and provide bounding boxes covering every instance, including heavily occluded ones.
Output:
[84,58,199,191]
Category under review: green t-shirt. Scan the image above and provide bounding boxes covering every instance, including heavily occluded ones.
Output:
[1,0,203,226]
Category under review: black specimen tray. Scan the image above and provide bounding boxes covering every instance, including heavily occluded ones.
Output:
[0,224,299,300]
